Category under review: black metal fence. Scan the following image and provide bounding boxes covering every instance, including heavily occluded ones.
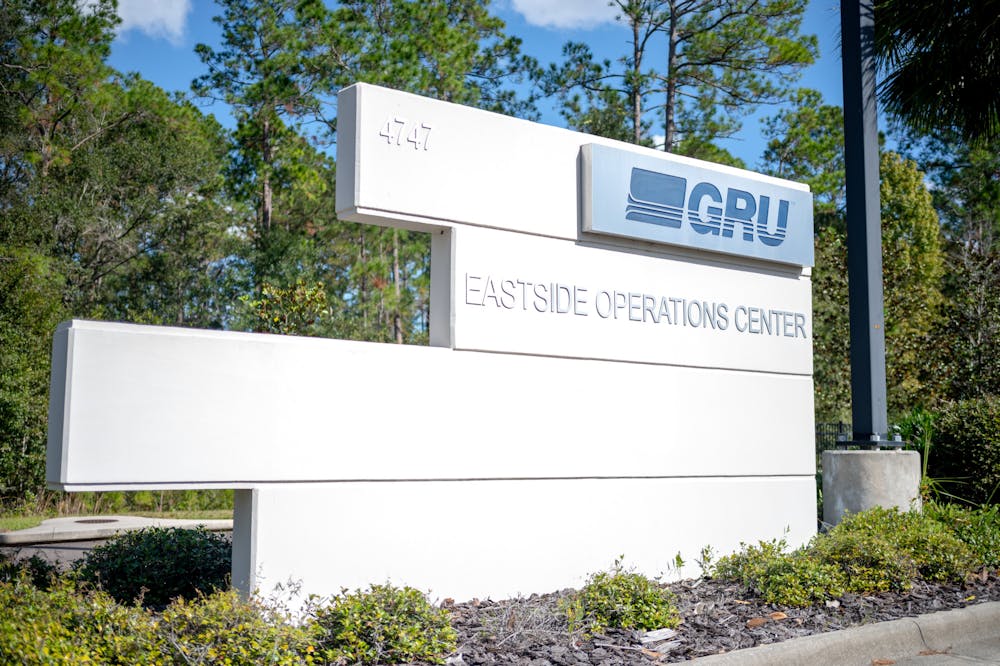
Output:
[815,421,851,457]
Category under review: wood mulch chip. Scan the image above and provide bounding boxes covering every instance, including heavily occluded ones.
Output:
[440,570,1000,664]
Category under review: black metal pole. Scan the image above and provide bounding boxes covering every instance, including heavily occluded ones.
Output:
[840,0,888,443]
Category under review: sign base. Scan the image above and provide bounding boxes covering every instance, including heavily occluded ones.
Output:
[822,450,921,526]
[235,477,817,603]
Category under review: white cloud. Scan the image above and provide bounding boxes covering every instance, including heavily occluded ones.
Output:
[510,0,618,29]
[116,0,191,45]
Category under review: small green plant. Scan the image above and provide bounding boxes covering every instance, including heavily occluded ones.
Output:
[562,558,680,634]
[74,526,231,609]
[696,545,716,577]
[712,538,788,587]
[896,407,966,502]
[898,406,935,478]
[752,553,847,607]
[312,583,456,664]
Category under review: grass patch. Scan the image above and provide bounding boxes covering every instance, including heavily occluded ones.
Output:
[131,509,232,521]
[0,515,43,532]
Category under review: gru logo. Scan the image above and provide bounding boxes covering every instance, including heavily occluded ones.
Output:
[625,167,789,247]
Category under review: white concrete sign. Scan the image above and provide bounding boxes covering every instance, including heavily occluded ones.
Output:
[48,320,813,486]
[49,83,817,604]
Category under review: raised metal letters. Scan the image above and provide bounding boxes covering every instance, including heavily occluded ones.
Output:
[463,272,809,339]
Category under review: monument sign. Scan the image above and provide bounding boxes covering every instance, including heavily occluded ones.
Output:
[48,83,816,602]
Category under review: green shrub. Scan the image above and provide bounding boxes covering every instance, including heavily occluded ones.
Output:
[0,577,321,665]
[753,553,847,607]
[925,502,1000,567]
[714,508,979,607]
[713,539,846,607]
[809,530,916,594]
[929,396,1000,505]
[74,526,231,609]
[312,583,456,664]
[562,559,680,633]
[0,576,163,664]
[713,538,789,588]
[832,507,976,583]
[158,590,319,665]
[0,553,58,589]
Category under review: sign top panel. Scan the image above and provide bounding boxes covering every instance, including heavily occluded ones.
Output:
[582,144,814,266]
[336,83,813,268]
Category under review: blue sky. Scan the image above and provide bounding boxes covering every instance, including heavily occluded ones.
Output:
[106,0,846,169]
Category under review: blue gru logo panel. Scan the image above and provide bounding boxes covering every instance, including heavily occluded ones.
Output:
[584,144,813,266]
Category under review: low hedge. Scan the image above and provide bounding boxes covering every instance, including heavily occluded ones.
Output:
[0,578,319,665]
[928,396,1000,505]
[6,502,1000,661]
[714,505,982,607]
[73,526,231,609]
[0,577,163,664]
[157,590,319,665]
[713,538,847,607]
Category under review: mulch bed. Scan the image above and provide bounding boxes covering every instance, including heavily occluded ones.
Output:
[442,570,1000,664]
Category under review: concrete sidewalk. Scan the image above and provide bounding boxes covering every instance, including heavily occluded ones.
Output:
[693,601,1000,665]
[0,515,232,545]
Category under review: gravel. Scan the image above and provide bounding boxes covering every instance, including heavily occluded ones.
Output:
[440,570,1000,664]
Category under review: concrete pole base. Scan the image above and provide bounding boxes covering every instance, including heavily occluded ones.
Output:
[822,450,921,526]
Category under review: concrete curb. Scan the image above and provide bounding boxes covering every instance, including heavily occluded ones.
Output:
[691,601,1000,665]
[0,515,233,545]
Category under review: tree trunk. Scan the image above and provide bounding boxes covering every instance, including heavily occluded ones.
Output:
[393,228,403,344]
[359,227,368,334]
[632,17,643,145]
[261,117,273,232]
[664,8,679,152]
[378,235,387,336]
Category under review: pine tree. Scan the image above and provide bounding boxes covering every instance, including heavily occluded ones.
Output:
[545,0,816,157]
